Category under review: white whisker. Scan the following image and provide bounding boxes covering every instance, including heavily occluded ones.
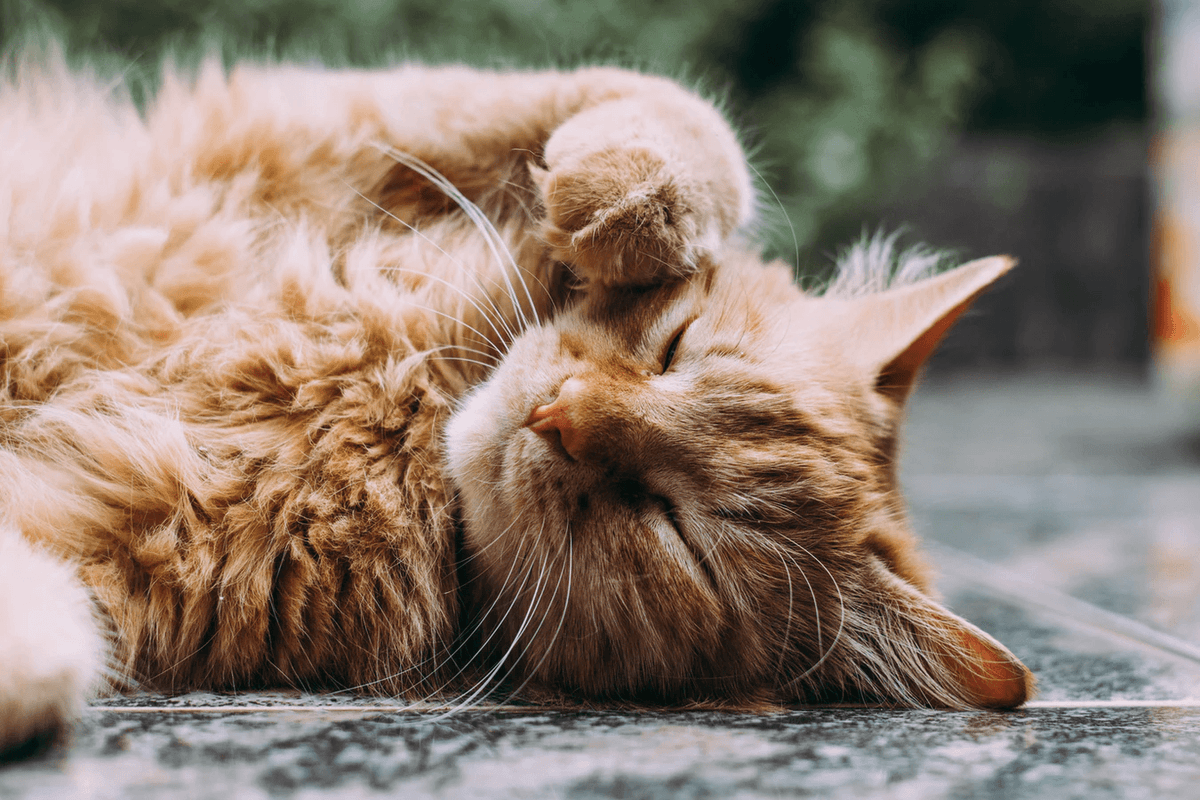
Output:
[384,263,517,346]
[340,517,529,696]
[747,160,799,270]
[343,184,516,345]
[435,520,549,716]
[500,523,573,704]
[786,544,846,685]
[375,145,543,332]
[764,540,796,680]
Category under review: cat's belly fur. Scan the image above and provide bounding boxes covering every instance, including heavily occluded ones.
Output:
[5,261,477,695]
[0,61,558,696]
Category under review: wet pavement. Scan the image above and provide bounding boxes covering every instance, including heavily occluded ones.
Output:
[3,369,1199,799]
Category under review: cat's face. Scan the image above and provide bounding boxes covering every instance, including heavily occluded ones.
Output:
[446,250,1033,709]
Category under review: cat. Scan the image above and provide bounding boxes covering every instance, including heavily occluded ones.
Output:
[0,52,1033,753]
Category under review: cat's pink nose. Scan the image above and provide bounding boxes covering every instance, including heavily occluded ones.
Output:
[525,379,587,460]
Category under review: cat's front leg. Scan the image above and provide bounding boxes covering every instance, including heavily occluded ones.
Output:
[536,70,755,287]
[0,532,106,755]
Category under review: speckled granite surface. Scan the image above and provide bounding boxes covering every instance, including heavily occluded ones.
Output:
[6,706,1200,799]
[3,371,1199,798]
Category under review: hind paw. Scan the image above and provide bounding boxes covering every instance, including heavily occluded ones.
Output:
[0,534,105,757]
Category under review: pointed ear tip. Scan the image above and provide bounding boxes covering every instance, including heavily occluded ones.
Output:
[992,254,1018,274]
[951,622,1036,709]
[976,660,1037,710]
[1017,666,1038,705]
[962,254,1018,279]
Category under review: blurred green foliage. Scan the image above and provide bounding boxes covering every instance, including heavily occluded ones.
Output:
[1,0,1146,260]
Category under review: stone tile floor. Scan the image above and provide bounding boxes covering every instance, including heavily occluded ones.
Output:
[3,370,1199,799]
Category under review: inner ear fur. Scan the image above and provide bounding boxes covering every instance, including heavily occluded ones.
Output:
[844,256,1014,402]
[838,557,1035,710]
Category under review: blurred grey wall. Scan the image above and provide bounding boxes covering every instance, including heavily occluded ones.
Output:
[864,129,1149,372]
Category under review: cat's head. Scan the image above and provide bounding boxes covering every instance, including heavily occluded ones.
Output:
[445,244,1033,709]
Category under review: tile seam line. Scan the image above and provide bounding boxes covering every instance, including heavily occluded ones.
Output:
[926,541,1200,666]
[1023,700,1200,708]
[88,701,1200,712]
[84,704,564,713]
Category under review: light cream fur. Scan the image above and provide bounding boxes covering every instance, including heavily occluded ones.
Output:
[0,529,104,751]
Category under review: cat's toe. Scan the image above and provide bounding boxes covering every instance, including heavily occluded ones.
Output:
[535,147,714,287]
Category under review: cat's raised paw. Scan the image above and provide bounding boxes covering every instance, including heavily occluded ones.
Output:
[535,146,718,288]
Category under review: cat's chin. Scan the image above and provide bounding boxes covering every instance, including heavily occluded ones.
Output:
[445,329,556,490]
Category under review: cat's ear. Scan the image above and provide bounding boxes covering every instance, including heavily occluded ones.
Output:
[843,256,1014,401]
[842,557,1034,709]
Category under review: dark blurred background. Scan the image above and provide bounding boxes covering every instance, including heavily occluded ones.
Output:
[1,0,1150,372]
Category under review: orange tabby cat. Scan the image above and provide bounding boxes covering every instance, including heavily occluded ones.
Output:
[0,53,1032,752]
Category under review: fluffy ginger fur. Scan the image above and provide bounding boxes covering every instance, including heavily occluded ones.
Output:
[0,54,752,740]
[0,53,1030,751]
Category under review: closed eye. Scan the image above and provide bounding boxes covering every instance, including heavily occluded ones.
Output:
[661,325,687,373]
[652,495,718,590]
[659,497,683,536]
